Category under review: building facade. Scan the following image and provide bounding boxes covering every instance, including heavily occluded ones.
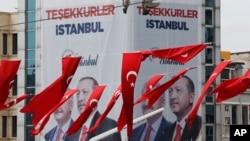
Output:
[0,12,18,141]
[15,0,242,141]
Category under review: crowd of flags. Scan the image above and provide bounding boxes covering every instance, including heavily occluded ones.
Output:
[1,43,250,139]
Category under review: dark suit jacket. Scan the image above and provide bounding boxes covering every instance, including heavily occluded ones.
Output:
[165,115,202,141]
[45,119,75,141]
[128,117,172,141]
[75,111,122,141]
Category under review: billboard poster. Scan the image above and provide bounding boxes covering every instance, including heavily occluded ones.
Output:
[39,0,202,140]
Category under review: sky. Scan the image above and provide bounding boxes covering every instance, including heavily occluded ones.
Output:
[0,0,249,53]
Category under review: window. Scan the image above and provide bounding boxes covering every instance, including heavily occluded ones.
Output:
[12,33,18,54]
[205,27,214,43]
[26,68,35,87]
[242,105,248,125]
[27,12,36,30]
[2,116,7,137]
[205,0,215,7]
[231,69,243,78]
[12,76,18,96]
[221,68,230,80]
[25,126,35,141]
[205,48,213,64]
[3,33,8,55]
[232,105,237,124]
[27,0,36,10]
[206,105,215,123]
[205,9,213,25]
[206,126,214,141]
[12,116,17,137]
[205,66,214,81]
[205,86,214,103]
[26,49,36,67]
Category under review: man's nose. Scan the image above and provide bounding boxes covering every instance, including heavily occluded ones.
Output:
[78,92,85,100]
[170,91,177,99]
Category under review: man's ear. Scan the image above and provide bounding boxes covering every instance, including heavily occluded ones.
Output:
[189,92,194,104]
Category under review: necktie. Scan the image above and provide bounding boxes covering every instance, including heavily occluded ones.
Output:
[80,125,88,141]
[55,128,62,141]
[174,124,182,141]
[143,125,152,141]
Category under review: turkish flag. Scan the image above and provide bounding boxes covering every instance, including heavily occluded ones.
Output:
[30,89,77,136]
[66,85,106,136]
[188,60,231,127]
[212,76,250,102]
[142,43,207,64]
[0,94,29,110]
[134,73,165,105]
[0,59,21,105]
[20,56,81,127]
[146,67,196,108]
[117,52,143,137]
[243,68,250,77]
[86,85,122,133]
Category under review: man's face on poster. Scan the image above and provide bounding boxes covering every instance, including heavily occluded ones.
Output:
[168,77,194,116]
[76,79,95,113]
[54,98,73,123]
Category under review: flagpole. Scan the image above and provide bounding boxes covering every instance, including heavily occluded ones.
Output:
[89,107,164,141]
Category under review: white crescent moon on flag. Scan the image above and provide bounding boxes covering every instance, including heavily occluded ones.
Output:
[126,71,137,82]
[13,99,17,104]
[149,85,153,90]
[66,75,73,84]
[64,95,69,100]
[209,72,217,79]
[115,90,122,99]
[181,53,188,58]
[9,80,15,87]
[90,99,98,108]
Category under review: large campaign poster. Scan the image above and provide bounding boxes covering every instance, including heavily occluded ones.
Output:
[39,0,202,140]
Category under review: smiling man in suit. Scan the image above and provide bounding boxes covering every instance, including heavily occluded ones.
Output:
[165,75,201,141]
[75,76,121,141]
[45,95,75,141]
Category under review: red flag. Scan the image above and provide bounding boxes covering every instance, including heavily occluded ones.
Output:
[117,52,143,137]
[0,59,21,105]
[0,94,29,110]
[211,76,250,102]
[142,43,207,64]
[66,85,106,136]
[188,60,231,127]
[86,85,122,133]
[30,89,77,136]
[243,69,250,77]
[144,73,165,93]
[146,67,196,108]
[20,56,81,127]
[134,73,165,105]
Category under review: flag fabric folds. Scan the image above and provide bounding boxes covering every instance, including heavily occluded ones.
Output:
[20,56,81,127]
[211,68,250,102]
[86,85,122,133]
[188,60,231,127]
[0,59,21,106]
[143,73,165,93]
[117,52,143,137]
[138,67,196,108]
[142,43,208,63]
[118,44,207,138]
[0,94,29,110]
[30,89,77,136]
[66,85,106,136]
[134,73,165,105]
